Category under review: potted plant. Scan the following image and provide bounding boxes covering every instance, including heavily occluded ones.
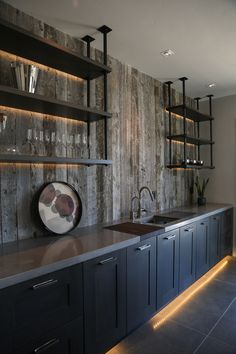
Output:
[195,176,209,206]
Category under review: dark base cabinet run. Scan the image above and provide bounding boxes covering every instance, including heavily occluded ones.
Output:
[83,249,126,354]
[157,229,180,310]
[127,237,156,333]
[179,223,197,292]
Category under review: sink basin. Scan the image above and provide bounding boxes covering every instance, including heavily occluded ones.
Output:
[142,215,180,225]
[136,210,196,227]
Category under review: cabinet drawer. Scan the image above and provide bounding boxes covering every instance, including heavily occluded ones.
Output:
[17,317,83,354]
[10,264,83,347]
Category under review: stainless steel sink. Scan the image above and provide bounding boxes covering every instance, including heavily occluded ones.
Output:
[135,210,196,227]
[142,215,180,225]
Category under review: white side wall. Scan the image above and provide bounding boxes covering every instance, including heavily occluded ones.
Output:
[202,95,236,255]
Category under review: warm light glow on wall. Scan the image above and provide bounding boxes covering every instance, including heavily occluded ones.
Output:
[152,257,229,329]
[165,110,194,123]
[0,106,85,126]
[0,163,84,168]
[0,50,84,83]
[166,139,195,147]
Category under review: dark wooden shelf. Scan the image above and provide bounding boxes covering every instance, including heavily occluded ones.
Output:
[0,154,112,166]
[166,105,214,122]
[0,19,111,80]
[167,164,215,170]
[0,85,112,122]
[167,135,214,145]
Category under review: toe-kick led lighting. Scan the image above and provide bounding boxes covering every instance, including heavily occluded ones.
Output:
[152,257,229,329]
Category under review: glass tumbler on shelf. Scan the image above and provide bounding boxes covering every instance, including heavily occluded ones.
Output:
[24,128,33,155]
[74,133,81,158]
[44,129,50,156]
[51,131,56,156]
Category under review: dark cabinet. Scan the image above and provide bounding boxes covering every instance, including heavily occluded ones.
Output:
[84,249,126,354]
[17,317,83,354]
[0,264,84,354]
[196,218,210,279]
[157,229,180,310]
[209,214,221,267]
[221,208,233,258]
[11,264,83,350]
[179,223,196,292]
[127,237,156,333]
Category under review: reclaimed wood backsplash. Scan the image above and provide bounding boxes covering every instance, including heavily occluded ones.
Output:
[0,1,196,243]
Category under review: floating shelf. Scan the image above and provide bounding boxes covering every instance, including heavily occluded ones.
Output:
[167,164,215,170]
[0,154,112,166]
[0,19,111,80]
[166,105,213,122]
[0,85,112,122]
[167,135,214,146]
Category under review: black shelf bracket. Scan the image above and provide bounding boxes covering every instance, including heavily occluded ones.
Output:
[179,77,188,164]
[194,96,201,161]
[165,81,173,165]
[206,94,214,168]
[82,35,95,159]
[98,25,112,160]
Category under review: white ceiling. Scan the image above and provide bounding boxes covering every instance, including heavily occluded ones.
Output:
[4,0,236,98]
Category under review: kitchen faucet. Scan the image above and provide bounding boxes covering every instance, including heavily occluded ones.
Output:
[137,186,154,219]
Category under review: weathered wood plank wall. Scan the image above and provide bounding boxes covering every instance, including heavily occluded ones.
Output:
[0,1,196,244]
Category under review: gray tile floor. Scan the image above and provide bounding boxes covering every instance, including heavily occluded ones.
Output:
[111,257,236,354]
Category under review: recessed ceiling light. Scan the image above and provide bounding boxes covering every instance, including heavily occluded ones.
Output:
[207,83,216,88]
[160,49,175,57]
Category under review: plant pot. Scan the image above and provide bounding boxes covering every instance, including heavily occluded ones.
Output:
[198,196,206,206]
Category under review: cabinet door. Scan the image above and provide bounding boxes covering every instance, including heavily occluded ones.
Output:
[196,218,210,279]
[209,214,221,267]
[127,237,156,333]
[0,288,13,354]
[179,223,196,292]
[221,208,233,258]
[17,317,83,354]
[84,249,126,354]
[157,229,179,310]
[11,264,83,349]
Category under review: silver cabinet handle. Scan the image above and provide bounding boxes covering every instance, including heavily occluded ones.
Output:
[34,338,59,353]
[32,279,58,290]
[184,228,194,232]
[164,234,176,240]
[137,244,151,251]
[99,256,117,265]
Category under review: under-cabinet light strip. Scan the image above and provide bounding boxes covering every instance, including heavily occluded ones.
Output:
[0,50,84,83]
[0,105,85,125]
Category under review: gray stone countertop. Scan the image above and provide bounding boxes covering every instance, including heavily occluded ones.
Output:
[0,203,233,289]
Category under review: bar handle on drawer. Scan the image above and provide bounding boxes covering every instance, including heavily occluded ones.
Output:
[32,279,58,290]
[184,228,194,232]
[137,244,151,251]
[99,256,117,265]
[164,235,176,240]
[34,338,60,353]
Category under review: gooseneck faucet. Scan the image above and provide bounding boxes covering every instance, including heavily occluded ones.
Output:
[130,196,141,220]
[137,186,154,219]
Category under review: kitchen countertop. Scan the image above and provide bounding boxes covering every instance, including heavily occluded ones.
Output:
[0,203,233,289]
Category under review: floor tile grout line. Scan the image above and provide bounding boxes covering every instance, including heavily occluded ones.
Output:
[169,318,207,337]
[192,296,236,353]
[214,278,236,286]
